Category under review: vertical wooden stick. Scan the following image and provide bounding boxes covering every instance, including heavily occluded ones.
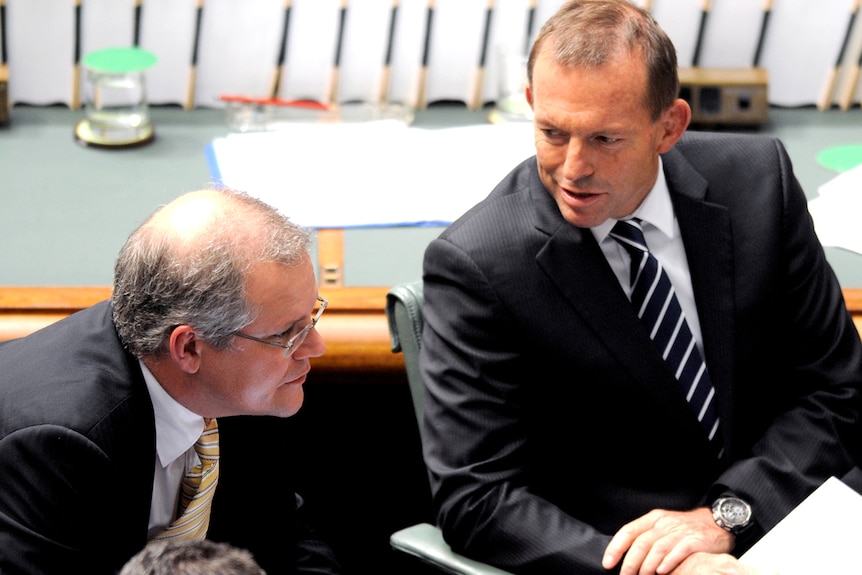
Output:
[269,0,292,99]
[185,0,204,110]
[752,0,773,67]
[72,0,82,109]
[691,0,712,67]
[379,0,399,106]
[817,0,859,110]
[416,0,434,109]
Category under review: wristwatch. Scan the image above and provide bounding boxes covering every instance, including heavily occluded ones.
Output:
[711,496,752,534]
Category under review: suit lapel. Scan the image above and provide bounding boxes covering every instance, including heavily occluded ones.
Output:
[664,149,736,438]
[532,150,737,438]
[536,220,699,430]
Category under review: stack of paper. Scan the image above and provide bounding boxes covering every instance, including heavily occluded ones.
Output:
[808,163,862,255]
[740,476,862,574]
[206,120,536,229]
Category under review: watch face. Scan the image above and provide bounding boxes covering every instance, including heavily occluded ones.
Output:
[719,498,751,526]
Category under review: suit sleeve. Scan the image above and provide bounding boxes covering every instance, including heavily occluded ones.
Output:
[421,238,618,575]
[0,425,148,575]
[706,137,862,547]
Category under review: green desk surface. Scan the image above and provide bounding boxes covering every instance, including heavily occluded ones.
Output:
[1,104,860,288]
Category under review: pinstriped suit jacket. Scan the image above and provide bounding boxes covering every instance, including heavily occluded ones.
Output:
[420,130,862,574]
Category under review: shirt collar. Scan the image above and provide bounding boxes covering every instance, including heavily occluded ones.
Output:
[592,156,676,242]
[140,360,206,469]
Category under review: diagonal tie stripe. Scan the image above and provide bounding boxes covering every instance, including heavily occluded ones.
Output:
[153,418,220,541]
[610,219,722,455]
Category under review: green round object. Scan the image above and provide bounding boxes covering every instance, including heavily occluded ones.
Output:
[816,144,862,173]
[82,47,157,73]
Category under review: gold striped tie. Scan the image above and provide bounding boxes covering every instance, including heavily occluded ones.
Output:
[153,418,220,540]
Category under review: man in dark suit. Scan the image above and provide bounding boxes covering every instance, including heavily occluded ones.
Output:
[419,1,862,574]
[0,188,341,574]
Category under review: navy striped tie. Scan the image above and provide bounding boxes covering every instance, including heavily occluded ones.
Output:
[610,219,722,456]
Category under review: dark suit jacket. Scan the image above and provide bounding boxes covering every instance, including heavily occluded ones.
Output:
[0,301,341,575]
[420,131,862,574]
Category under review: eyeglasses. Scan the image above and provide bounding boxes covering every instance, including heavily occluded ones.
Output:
[232,296,327,358]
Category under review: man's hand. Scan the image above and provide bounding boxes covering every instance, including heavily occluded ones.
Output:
[602,507,734,575]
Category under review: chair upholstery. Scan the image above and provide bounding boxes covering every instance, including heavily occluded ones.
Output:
[385,281,514,575]
[385,280,426,430]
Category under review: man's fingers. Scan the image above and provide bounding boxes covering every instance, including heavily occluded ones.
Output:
[602,514,657,569]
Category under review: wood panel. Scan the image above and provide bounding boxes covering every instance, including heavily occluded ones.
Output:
[0,285,404,376]
[1,287,860,377]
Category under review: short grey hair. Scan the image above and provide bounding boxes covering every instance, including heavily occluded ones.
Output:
[118,539,266,575]
[112,187,312,357]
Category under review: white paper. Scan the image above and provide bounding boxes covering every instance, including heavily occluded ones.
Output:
[740,477,862,575]
[808,163,862,256]
[208,121,537,229]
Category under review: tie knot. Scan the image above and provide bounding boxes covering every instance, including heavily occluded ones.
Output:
[195,418,219,462]
[610,218,648,254]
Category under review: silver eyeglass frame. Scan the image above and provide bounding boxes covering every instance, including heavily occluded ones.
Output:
[232,296,327,357]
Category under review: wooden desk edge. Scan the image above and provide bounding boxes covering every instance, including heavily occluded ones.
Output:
[1,287,860,375]
[0,286,403,375]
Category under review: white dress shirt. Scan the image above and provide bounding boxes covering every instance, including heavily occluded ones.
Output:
[139,360,207,539]
[591,157,705,352]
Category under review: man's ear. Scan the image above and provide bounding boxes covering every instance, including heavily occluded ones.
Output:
[657,98,691,154]
[526,84,534,107]
[167,325,202,375]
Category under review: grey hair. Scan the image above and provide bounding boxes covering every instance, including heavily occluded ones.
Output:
[527,0,679,120]
[111,187,312,357]
[118,539,266,575]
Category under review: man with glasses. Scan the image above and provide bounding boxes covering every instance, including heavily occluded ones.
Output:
[0,187,341,575]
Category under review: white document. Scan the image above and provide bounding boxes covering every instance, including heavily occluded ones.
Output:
[207,120,536,229]
[808,162,862,256]
[739,476,862,575]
